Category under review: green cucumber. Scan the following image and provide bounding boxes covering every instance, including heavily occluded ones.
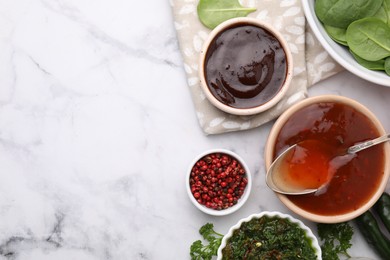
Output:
[374,192,390,231]
[355,210,390,259]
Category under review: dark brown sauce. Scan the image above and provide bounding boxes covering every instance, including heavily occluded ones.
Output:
[204,24,287,109]
[274,102,385,216]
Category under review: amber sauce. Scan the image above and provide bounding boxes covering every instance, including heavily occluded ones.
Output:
[204,24,287,109]
[274,102,385,215]
[278,140,335,190]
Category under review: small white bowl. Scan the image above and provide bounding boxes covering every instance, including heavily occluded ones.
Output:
[186,149,252,216]
[302,0,390,87]
[217,211,322,259]
[199,17,293,115]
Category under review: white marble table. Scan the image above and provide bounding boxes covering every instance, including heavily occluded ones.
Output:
[0,1,389,259]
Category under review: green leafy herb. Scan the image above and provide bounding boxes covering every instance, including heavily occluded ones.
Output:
[346,17,390,62]
[317,222,353,260]
[350,49,385,70]
[315,0,383,29]
[384,0,390,26]
[373,5,388,24]
[324,24,347,46]
[190,223,223,260]
[385,57,390,76]
[315,0,390,77]
[197,0,256,29]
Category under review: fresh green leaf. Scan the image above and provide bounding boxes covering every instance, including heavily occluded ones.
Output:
[199,223,223,241]
[190,223,223,260]
[384,0,390,26]
[190,240,205,260]
[324,24,348,46]
[350,49,386,70]
[346,17,390,61]
[385,57,390,76]
[315,0,383,28]
[317,222,353,260]
[190,240,214,260]
[373,6,388,24]
[197,0,256,29]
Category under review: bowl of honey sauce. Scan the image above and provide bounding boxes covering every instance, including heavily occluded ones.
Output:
[265,95,390,223]
[199,17,293,116]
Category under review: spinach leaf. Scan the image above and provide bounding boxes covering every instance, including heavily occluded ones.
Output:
[384,0,390,26]
[315,0,383,28]
[385,57,390,76]
[315,0,339,26]
[197,0,256,29]
[346,17,390,61]
[324,24,347,46]
[374,6,388,24]
[350,49,386,70]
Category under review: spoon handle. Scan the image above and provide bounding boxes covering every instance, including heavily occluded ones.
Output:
[347,134,390,154]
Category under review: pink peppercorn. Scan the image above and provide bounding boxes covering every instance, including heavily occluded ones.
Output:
[189,152,248,210]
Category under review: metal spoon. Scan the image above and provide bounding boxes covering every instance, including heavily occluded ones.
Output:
[266,134,390,195]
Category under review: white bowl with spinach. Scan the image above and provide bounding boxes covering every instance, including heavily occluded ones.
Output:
[216,211,322,259]
[302,0,390,87]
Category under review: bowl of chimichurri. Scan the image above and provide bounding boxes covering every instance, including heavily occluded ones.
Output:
[217,211,322,259]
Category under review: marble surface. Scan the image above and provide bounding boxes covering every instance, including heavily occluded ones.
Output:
[0,1,390,259]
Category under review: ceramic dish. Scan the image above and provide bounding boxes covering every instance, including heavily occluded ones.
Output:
[217,211,322,259]
[199,17,293,115]
[302,0,390,87]
[186,149,252,216]
[265,95,390,223]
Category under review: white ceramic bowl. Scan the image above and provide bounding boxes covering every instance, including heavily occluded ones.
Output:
[302,0,390,87]
[199,17,293,115]
[217,211,322,259]
[186,149,252,216]
[264,95,390,223]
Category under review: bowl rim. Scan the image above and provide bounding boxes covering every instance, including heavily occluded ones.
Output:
[264,94,390,223]
[302,0,390,87]
[216,211,322,259]
[186,148,252,216]
[198,17,294,115]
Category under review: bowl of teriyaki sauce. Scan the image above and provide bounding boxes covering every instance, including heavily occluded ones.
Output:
[199,17,293,116]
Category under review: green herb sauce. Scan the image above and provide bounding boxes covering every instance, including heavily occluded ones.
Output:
[221,216,317,259]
